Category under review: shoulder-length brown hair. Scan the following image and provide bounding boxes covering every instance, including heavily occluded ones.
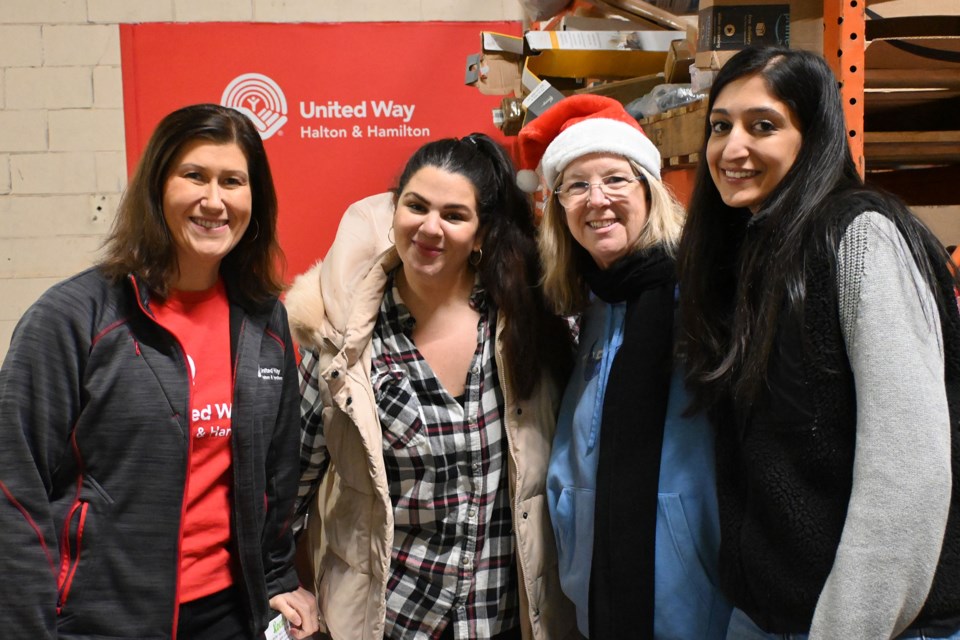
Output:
[99,103,284,308]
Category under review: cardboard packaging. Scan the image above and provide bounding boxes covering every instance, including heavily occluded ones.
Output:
[493,97,525,135]
[864,15,960,134]
[521,76,568,123]
[664,38,695,82]
[557,15,658,31]
[866,0,960,18]
[464,32,524,97]
[524,29,685,80]
[696,0,789,67]
[695,0,823,69]
[574,73,666,105]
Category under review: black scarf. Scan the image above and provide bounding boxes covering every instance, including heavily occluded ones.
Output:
[585,245,677,640]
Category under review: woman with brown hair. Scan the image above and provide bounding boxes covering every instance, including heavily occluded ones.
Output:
[0,104,317,639]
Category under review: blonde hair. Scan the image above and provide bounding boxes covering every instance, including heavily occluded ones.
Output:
[539,159,685,315]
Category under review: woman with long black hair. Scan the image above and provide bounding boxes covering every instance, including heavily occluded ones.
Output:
[678,46,960,639]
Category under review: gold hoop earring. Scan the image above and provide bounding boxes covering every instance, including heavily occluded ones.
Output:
[387,226,395,245]
[469,248,483,267]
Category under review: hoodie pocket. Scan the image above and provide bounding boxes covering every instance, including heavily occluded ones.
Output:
[656,493,724,638]
[554,487,595,615]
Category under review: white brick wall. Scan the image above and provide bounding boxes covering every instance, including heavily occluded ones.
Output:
[0,26,43,66]
[174,0,254,22]
[0,1,87,24]
[49,108,125,151]
[0,110,47,152]
[0,154,10,193]
[0,0,525,362]
[43,25,120,66]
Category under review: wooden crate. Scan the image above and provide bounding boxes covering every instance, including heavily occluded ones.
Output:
[637,95,707,168]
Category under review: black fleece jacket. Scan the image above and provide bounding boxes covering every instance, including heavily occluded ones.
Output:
[0,267,301,638]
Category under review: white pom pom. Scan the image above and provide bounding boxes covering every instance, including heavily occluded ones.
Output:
[516,169,541,194]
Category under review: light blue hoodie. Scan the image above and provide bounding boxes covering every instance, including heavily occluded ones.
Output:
[547,295,731,639]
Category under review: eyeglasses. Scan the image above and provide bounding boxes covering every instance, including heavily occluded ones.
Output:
[554,174,642,207]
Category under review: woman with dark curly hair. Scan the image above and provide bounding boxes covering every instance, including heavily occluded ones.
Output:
[288,133,577,640]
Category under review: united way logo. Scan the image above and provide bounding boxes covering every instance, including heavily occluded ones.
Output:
[221,73,288,139]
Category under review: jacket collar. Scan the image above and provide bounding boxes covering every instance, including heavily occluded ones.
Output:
[286,247,400,358]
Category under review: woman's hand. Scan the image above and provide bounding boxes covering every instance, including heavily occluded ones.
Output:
[269,586,319,639]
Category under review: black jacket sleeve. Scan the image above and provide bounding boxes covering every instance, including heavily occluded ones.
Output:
[0,284,91,638]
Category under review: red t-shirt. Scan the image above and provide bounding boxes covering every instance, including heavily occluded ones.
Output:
[153,280,235,603]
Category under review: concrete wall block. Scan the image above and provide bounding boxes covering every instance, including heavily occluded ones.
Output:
[0,0,87,24]
[6,66,93,109]
[93,66,123,108]
[253,0,341,22]
[339,0,417,21]
[43,24,121,66]
[87,0,175,23]
[500,0,525,20]
[10,152,97,194]
[0,155,9,194]
[0,277,64,321]
[0,236,105,279]
[90,192,121,228]
[420,0,512,20]
[0,110,47,152]
[174,0,254,21]
[49,109,124,152]
[0,26,43,67]
[0,194,116,238]
[94,150,127,192]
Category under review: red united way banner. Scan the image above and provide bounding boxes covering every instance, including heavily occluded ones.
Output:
[120,21,520,280]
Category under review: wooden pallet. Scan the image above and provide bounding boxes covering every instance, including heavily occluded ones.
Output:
[637,96,707,168]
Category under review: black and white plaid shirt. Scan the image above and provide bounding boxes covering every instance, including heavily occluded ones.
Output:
[298,271,520,640]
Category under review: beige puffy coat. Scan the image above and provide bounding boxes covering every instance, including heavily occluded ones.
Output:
[285,195,577,640]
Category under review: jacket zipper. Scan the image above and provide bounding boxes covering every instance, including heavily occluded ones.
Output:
[130,277,193,638]
[56,500,89,613]
[56,423,92,614]
[493,323,538,620]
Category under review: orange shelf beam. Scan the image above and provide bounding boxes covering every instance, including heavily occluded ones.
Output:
[824,0,866,178]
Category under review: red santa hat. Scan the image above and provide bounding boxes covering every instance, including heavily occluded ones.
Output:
[515,94,661,193]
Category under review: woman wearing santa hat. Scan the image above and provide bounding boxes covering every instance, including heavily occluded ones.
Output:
[517,94,731,639]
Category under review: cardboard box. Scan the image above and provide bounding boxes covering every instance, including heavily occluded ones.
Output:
[695,0,822,69]
[646,0,700,14]
[866,0,960,18]
[465,52,524,97]
[558,15,661,31]
[574,73,666,104]
[591,0,693,31]
[521,77,567,122]
[664,37,695,82]
[697,1,789,59]
[864,16,960,133]
[493,97,525,135]
[524,29,685,80]
[465,32,525,97]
